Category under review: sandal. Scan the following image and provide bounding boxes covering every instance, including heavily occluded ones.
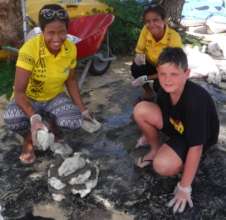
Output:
[135,156,152,168]
[135,136,148,149]
[19,153,36,165]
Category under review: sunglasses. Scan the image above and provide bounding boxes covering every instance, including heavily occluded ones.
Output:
[40,9,68,20]
[144,3,160,10]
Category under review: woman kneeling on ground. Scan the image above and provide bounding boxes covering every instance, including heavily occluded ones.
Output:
[4,4,92,164]
[131,3,183,101]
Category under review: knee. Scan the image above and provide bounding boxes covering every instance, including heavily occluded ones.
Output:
[153,156,181,176]
[133,102,161,125]
[3,108,29,132]
[133,102,149,122]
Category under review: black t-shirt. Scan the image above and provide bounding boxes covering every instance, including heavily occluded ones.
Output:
[157,80,219,148]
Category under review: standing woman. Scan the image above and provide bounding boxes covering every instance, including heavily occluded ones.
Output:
[131,3,183,100]
[4,4,92,164]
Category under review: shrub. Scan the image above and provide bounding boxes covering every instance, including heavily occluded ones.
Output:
[101,0,145,55]
[0,61,15,98]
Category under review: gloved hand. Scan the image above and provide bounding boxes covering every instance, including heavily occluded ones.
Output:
[30,114,55,150]
[30,114,46,146]
[81,109,93,121]
[134,53,146,66]
[167,182,193,213]
[132,75,149,87]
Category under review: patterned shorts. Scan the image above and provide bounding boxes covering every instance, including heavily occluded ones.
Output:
[3,93,82,136]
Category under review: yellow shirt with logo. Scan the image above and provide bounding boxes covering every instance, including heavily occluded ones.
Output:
[135,25,183,64]
[16,34,77,101]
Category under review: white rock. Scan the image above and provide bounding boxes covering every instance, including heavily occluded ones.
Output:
[71,188,92,198]
[48,177,66,190]
[58,153,86,177]
[81,117,101,133]
[69,170,91,185]
[207,38,226,59]
[85,176,98,192]
[184,46,221,85]
[206,15,226,34]
[71,166,99,198]
[85,165,99,189]
[50,142,73,158]
[52,193,65,202]
[36,128,55,151]
[208,42,224,58]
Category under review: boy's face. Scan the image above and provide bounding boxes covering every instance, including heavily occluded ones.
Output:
[157,63,190,94]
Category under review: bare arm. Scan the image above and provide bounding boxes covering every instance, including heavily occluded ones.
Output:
[65,69,86,112]
[180,145,203,187]
[14,67,35,117]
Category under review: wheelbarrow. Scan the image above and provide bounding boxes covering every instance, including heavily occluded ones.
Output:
[68,13,116,88]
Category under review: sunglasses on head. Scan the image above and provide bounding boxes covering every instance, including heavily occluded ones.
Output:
[40,8,68,20]
[144,3,160,10]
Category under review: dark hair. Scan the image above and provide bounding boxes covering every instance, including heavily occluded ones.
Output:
[38,4,69,31]
[157,47,188,70]
[143,3,166,21]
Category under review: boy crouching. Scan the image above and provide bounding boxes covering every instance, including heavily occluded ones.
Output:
[133,47,219,213]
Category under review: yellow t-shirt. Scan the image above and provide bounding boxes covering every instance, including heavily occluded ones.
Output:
[135,25,183,64]
[16,34,77,101]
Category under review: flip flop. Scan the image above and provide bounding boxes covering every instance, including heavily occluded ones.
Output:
[135,156,152,168]
[135,136,148,149]
[19,153,36,165]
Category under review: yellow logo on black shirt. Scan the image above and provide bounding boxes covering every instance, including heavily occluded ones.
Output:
[169,117,184,134]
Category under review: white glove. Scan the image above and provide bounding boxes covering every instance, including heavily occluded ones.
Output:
[30,114,54,150]
[132,75,149,87]
[81,110,101,133]
[81,109,93,121]
[134,53,146,66]
[167,182,193,213]
[30,114,45,146]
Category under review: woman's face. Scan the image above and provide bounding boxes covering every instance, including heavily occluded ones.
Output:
[43,20,67,55]
[144,11,165,39]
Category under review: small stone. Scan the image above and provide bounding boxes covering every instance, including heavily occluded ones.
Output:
[58,153,86,177]
[29,172,43,180]
[52,193,65,202]
[50,142,73,158]
[71,188,91,198]
[69,170,91,185]
[48,177,66,190]
[71,166,99,198]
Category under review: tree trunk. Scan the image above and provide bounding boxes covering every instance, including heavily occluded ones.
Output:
[0,0,23,47]
[158,0,185,26]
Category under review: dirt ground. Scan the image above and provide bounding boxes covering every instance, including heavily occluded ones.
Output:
[1,56,226,220]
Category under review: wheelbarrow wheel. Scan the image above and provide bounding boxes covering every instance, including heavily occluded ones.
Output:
[89,56,111,76]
